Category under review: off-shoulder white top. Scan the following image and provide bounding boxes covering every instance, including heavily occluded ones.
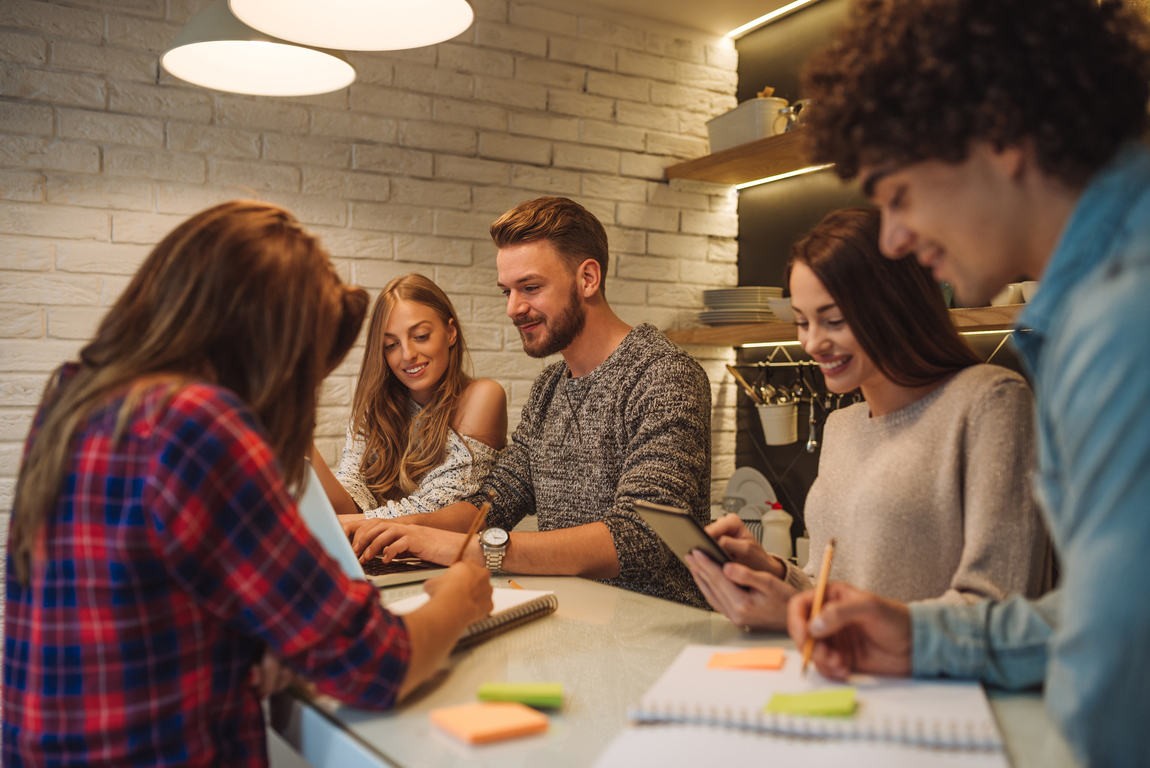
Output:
[336,400,500,519]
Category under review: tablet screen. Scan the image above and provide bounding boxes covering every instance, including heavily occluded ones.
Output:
[634,500,730,567]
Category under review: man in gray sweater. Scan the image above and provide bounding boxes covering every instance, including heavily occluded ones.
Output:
[347,197,712,608]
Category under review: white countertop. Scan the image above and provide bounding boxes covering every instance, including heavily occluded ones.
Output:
[271,576,1079,768]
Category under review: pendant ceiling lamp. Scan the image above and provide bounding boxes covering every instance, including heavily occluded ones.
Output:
[228,0,475,52]
[161,0,356,97]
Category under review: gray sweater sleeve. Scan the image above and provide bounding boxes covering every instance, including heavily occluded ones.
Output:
[602,355,713,585]
[929,376,1050,605]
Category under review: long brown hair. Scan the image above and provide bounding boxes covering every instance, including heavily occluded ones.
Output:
[350,274,472,501]
[11,200,369,584]
[785,207,980,387]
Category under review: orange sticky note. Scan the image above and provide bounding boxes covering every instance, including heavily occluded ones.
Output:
[707,647,787,670]
[430,701,549,744]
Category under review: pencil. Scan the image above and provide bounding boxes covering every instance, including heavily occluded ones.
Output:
[801,538,836,674]
[452,490,495,565]
[508,579,524,590]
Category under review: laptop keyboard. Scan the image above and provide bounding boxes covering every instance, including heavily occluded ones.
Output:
[361,557,439,576]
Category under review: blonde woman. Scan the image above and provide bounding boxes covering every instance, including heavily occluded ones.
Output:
[312,274,507,521]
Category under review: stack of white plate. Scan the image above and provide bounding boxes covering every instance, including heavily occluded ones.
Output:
[699,286,784,326]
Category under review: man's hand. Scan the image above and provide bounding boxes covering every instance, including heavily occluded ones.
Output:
[343,518,474,565]
[685,550,794,630]
[787,582,913,680]
[706,514,785,577]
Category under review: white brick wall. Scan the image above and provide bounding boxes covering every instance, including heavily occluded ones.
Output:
[0,0,741,609]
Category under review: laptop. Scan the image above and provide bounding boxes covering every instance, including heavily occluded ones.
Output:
[296,466,449,588]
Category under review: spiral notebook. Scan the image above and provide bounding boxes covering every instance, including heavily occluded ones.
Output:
[594,724,1010,768]
[628,645,1005,752]
[385,587,558,649]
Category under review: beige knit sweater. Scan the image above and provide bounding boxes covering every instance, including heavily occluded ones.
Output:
[781,364,1052,604]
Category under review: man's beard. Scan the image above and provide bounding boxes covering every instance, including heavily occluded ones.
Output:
[515,283,586,359]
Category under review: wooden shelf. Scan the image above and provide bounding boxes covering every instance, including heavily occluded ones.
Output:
[664,129,812,185]
[665,305,1024,346]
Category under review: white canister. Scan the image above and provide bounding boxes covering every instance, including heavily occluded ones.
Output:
[760,503,793,559]
[795,534,810,568]
[756,402,798,445]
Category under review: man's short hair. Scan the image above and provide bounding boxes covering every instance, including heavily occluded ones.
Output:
[802,0,1150,186]
[490,197,610,297]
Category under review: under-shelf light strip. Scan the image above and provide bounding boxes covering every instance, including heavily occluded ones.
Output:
[735,164,834,190]
[740,328,1017,348]
[726,0,824,39]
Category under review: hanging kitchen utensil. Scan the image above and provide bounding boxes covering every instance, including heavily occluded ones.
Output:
[806,397,819,453]
[725,364,763,405]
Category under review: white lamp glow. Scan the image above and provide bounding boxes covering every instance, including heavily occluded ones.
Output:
[229,0,475,52]
[161,0,356,97]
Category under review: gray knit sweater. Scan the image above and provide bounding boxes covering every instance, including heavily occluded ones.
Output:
[780,364,1052,604]
[468,323,712,608]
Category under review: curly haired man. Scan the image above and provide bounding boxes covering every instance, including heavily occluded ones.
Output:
[785,1,1150,765]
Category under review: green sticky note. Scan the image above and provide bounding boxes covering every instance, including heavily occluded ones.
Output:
[477,682,563,709]
[764,687,857,717]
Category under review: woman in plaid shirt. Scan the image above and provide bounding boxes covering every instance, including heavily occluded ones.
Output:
[3,201,493,767]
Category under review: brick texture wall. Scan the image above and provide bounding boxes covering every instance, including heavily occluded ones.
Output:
[0,0,742,623]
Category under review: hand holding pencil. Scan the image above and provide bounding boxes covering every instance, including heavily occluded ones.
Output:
[786,567,914,681]
[800,538,836,673]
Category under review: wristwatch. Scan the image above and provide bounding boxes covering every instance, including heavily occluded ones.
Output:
[479,527,510,572]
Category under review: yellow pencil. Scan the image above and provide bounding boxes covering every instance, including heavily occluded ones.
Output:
[452,491,495,565]
[801,538,836,674]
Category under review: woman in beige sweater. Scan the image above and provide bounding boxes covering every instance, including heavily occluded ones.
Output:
[686,208,1051,630]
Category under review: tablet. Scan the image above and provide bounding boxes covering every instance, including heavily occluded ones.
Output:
[634,500,730,567]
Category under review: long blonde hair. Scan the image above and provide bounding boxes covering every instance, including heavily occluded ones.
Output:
[11,201,369,584]
[351,274,471,501]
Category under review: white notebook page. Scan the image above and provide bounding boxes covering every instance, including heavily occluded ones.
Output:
[383,587,554,616]
[633,645,1003,748]
[595,724,1010,768]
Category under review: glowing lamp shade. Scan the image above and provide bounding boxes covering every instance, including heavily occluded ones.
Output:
[229,0,475,51]
[161,0,355,97]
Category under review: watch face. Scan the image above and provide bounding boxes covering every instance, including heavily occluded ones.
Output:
[481,527,509,547]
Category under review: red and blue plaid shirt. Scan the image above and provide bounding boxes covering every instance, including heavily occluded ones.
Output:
[4,368,411,767]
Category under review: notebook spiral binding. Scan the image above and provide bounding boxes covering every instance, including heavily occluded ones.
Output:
[454,594,559,650]
[627,700,1004,751]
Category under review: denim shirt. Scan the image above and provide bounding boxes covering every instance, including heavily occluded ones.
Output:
[909,142,1150,768]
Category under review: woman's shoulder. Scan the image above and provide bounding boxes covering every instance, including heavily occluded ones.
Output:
[457,378,506,412]
[953,362,1027,388]
[452,378,508,449]
[160,381,262,436]
[945,364,1032,404]
[929,365,1033,432]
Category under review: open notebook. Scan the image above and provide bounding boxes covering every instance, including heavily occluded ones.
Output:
[628,645,1006,752]
[594,724,1010,768]
[385,587,558,649]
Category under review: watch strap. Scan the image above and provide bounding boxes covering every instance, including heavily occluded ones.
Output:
[483,547,506,573]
